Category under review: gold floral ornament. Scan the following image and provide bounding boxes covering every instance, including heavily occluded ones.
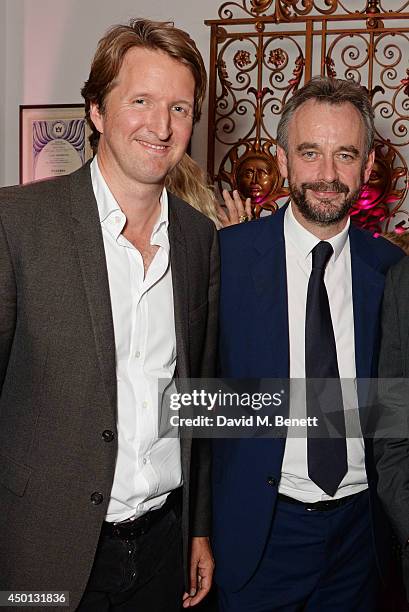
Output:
[234,50,252,69]
[268,48,287,69]
[250,0,274,15]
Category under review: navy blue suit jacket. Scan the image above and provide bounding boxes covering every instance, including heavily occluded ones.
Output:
[213,206,404,591]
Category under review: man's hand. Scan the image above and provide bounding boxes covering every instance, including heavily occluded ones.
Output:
[217,189,252,228]
[182,536,214,608]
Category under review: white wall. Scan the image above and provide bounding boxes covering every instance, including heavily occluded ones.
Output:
[0,1,6,186]
[1,0,222,186]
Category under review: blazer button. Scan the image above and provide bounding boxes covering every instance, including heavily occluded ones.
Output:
[267,476,277,487]
[91,492,104,505]
[102,430,115,442]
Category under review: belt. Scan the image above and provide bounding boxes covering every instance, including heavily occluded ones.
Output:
[277,491,363,512]
[101,488,182,539]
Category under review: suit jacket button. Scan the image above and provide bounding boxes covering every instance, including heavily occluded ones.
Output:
[102,430,115,442]
[267,476,277,487]
[91,492,104,505]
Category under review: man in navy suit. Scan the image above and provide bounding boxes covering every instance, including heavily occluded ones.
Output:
[213,77,404,611]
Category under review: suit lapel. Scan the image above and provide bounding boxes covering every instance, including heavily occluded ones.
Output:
[168,196,192,496]
[350,226,386,381]
[247,210,289,462]
[250,208,290,378]
[168,194,190,379]
[350,227,389,481]
[69,163,117,420]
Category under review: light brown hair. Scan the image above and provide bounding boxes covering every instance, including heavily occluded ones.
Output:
[165,154,220,228]
[82,18,207,149]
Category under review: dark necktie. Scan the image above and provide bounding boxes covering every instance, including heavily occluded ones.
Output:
[305,241,347,496]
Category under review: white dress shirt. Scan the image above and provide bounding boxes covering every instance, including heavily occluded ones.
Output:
[90,157,182,522]
[279,203,368,502]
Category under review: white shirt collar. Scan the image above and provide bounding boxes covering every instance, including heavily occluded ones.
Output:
[284,201,350,263]
[90,156,169,245]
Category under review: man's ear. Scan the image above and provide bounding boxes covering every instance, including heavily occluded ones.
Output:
[89,102,104,135]
[363,149,375,184]
[276,145,289,179]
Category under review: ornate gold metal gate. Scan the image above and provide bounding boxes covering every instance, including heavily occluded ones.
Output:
[205,0,409,233]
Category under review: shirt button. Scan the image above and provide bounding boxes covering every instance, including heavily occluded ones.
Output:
[90,492,104,505]
[142,401,148,409]
[267,476,277,487]
[135,351,141,358]
[143,458,147,465]
[102,430,115,442]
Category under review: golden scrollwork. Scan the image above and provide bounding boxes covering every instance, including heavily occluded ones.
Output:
[250,0,274,14]
[216,0,388,20]
[206,1,409,232]
[326,34,369,84]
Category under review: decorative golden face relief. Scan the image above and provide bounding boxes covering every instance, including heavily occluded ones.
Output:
[218,143,289,216]
[236,155,278,205]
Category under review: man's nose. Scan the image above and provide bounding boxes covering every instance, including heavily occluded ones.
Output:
[148,105,172,140]
[319,156,337,183]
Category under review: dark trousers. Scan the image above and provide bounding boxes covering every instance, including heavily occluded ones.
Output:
[218,490,378,612]
[77,499,184,611]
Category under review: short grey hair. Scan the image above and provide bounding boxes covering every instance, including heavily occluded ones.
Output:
[276,76,375,158]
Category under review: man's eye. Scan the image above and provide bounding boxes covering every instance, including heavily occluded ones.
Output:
[133,98,146,105]
[172,105,191,117]
[302,151,317,160]
[338,153,354,161]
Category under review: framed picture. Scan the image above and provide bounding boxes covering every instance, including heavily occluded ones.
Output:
[19,104,93,184]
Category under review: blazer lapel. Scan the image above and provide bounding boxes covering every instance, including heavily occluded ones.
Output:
[350,226,386,380]
[68,163,117,420]
[250,207,290,378]
[168,195,190,379]
[248,209,289,462]
[168,196,192,504]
